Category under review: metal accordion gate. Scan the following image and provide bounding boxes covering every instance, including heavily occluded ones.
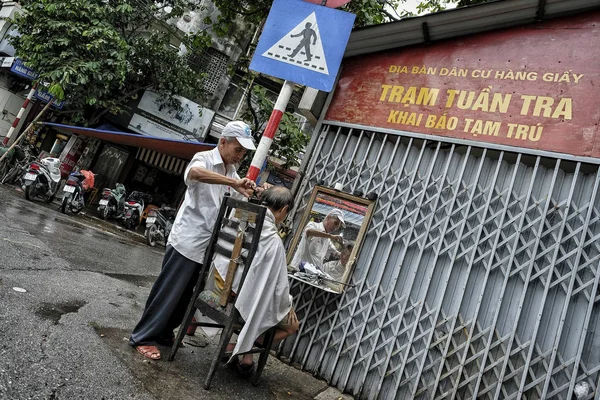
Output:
[281,122,600,400]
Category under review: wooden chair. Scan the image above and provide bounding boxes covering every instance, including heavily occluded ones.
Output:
[168,193,277,389]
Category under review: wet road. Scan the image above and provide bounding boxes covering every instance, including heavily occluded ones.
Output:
[0,184,328,400]
[0,184,164,279]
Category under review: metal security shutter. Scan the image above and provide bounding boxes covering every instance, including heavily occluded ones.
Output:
[283,123,600,400]
[136,148,187,175]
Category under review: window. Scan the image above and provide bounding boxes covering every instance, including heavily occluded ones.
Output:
[187,47,229,94]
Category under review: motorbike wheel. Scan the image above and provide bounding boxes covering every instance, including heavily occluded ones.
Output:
[101,206,110,220]
[70,203,83,214]
[1,166,19,185]
[0,160,8,179]
[146,225,158,247]
[61,196,68,214]
[69,192,83,214]
[24,184,35,201]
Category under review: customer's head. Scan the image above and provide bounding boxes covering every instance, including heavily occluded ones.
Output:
[219,121,256,167]
[340,242,354,266]
[261,186,294,224]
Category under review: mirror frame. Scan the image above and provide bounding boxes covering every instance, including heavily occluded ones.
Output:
[286,185,377,294]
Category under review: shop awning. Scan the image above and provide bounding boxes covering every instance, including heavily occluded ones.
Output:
[42,122,215,160]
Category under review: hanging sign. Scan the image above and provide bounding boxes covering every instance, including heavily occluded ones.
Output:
[250,0,355,92]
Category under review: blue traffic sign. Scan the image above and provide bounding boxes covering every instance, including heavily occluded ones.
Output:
[250,0,355,92]
[10,58,39,80]
[35,88,65,110]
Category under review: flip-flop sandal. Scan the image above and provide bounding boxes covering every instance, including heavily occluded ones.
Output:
[236,361,255,377]
[136,345,161,360]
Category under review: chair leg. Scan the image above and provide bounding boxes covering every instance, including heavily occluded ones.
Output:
[168,306,194,361]
[204,319,236,390]
[252,327,276,386]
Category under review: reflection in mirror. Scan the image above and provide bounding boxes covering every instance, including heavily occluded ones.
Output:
[287,186,376,294]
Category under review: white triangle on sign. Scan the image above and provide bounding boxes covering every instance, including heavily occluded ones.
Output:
[262,12,329,75]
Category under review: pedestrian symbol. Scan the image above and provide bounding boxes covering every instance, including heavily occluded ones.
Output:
[263,12,329,75]
[250,0,355,92]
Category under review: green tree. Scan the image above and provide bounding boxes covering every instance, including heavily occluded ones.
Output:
[10,0,207,125]
[10,0,411,173]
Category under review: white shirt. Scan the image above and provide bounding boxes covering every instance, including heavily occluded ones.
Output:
[167,147,240,264]
[323,259,345,281]
[291,221,332,268]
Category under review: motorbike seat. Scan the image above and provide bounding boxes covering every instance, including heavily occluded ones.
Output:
[41,157,62,182]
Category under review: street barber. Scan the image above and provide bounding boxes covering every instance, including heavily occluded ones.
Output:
[291,208,345,269]
[130,120,256,361]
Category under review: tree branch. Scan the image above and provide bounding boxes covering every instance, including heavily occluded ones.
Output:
[245,79,260,136]
[89,84,153,125]
[226,5,269,16]
[382,9,400,21]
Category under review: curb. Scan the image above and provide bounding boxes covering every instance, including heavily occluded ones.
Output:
[52,194,146,241]
[81,213,146,240]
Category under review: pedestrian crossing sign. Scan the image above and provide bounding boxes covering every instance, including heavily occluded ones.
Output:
[250,0,355,92]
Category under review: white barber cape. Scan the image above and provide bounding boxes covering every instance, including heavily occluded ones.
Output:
[214,209,292,357]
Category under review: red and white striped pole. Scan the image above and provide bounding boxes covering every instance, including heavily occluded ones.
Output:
[2,83,38,146]
[246,80,295,182]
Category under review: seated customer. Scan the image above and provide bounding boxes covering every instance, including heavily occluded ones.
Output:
[322,242,354,282]
[212,186,299,374]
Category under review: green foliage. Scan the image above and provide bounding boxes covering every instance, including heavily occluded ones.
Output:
[208,0,404,34]
[238,82,309,172]
[10,0,208,125]
[414,0,491,15]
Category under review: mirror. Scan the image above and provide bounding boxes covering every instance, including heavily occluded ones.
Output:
[287,186,376,294]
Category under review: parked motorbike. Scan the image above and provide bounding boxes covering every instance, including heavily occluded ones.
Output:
[97,183,126,220]
[0,145,15,178]
[121,191,151,230]
[145,205,177,247]
[61,170,94,214]
[1,145,39,185]
[21,157,61,203]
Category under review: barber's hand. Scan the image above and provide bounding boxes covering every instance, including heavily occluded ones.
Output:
[331,234,343,244]
[232,178,256,198]
[255,182,273,197]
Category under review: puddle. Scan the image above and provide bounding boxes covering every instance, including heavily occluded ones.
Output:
[35,300,87,324]
[104,273,157,288]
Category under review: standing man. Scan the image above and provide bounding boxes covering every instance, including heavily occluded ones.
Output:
[130,121,256,361]
[291,209,345,269]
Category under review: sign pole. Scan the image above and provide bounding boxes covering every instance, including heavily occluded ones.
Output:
[246,80,295,182]
[2,83,38,146]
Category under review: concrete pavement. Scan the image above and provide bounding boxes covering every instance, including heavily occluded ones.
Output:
[0,184,347,400]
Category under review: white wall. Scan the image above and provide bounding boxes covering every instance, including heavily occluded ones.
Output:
[0,82,32,143]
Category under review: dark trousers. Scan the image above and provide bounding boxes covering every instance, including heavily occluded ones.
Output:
[130,245,202,346]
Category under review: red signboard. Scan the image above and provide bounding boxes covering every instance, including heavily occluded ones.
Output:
[326,12,600,159]
[59,136,86,177]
